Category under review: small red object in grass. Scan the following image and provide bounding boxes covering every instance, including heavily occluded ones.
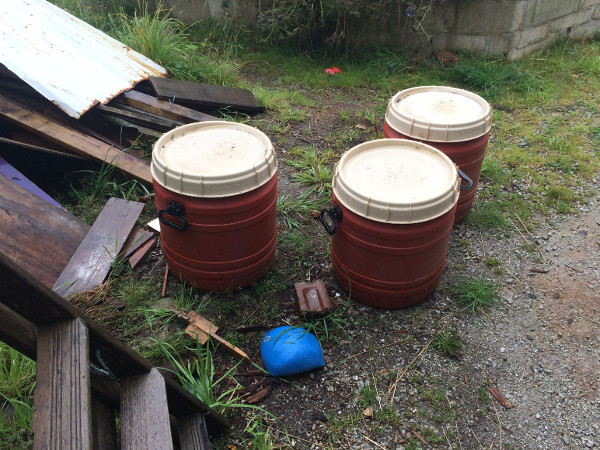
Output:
[331,66,341,74]
[325,68,335,74]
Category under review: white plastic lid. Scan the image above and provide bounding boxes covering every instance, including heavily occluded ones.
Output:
[151,121,277,197]
[332,139,460,224]
[385,86,492,142]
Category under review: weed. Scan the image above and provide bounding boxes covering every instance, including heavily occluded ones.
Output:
[0,343,35,447]
[287,146,335,196]
[485,256,504,274]
[277,192,325,229]
[464,201,509,229]
[63,161,149,223]
[453,277,498,317]
[358,384,376,408]
[444,59,543,101]
[374,404,400,425]
[431,330,462,358]
[478,386,491,404]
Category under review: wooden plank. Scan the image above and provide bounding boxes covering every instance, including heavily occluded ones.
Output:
[128,237,157,269]
[96,103,185,132]
[34,318,92,449]
[119,227,154,261]
[0,155,65,210]
[0,135,86,160]
[53,197,145,298]
[0,302,37,359]
[121,368,174,450]
[0,251,228,432]
[91,398,118,450]
[0,174,90,288]
[177,413,211,450]
[116,90,220,124]
[149,76,265,113]
[0,94,153,186]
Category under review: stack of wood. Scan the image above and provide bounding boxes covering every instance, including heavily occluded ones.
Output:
[0,68,265,294]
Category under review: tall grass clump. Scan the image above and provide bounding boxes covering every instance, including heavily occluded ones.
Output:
[108,6,194,77]
[443,59,543,101]
[0,343,36,447]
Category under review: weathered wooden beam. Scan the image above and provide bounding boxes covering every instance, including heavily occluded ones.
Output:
[0,302,37,359]
[0,94,152,186]
[0,175,90,288]
[149,76,265,113]
[53,197,145,298]
[121,368,174,450]
[97,103,185,132]
[0,251,228,432]
[91,398,119,450]
[0,135,86,159]
[34,318,92,449]
[117,90,220,124]
[177,413,212,450]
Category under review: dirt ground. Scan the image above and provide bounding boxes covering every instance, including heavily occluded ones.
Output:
[228,90,599,448]
[128,85,600,449]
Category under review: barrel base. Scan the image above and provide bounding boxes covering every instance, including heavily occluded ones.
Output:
[162,234,276,292]
[331,247,445,308]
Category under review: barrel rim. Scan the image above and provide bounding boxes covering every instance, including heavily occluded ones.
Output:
[151,121,277,198]
[385,86,492,143]
[332,139,460,224]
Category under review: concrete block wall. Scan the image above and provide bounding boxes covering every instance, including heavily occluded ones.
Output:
[427,0,600,58]
[139,0,600,59]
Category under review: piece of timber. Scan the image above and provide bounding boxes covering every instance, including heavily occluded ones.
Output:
[149,76,265,113]
[34,318,93,449]
[53,197,145,298]
[0,251,229,432]
[0,155,65,210]
[121,368,173,450]
[0,175,90,288]
[0,94,152,185]
[119,227,154,261]
[117,90,220,123]
[128,237,157,269]
[97,103,185,132]
[0,135,86,159]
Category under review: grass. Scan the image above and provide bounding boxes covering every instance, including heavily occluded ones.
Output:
[453,277,498,317]
[0,343,35,448]
[431,330,463,358]
[11,3,600,447]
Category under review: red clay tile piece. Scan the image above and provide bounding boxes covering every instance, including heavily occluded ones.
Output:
[295,280,335,316]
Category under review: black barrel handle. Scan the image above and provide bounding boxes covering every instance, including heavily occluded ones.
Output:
[318,205,342,236]
[158,201,188,231]
[458,169,473,190]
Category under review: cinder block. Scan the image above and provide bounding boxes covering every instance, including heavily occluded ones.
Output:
[533,0,580,24]
[456,0,526,33]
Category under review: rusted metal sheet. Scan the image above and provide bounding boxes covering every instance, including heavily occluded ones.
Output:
[0,0,167,118]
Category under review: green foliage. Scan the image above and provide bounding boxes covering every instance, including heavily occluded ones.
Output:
[277,192,325,229]
[444,59,543,101]
[358,384,376,408]
[431,330,462,358]
[287,146,336,196]
[63,161,149,224]
[156,337,245,412]
[453,277,498,317]
[255,0,443,54]
[0,344,35,448]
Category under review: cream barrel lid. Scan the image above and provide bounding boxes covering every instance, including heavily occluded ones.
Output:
[332,139,460,224]
[385,86,492,142]
[151,121,277,197]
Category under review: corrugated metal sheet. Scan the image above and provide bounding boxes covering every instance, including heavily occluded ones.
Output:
[0,0,168,118]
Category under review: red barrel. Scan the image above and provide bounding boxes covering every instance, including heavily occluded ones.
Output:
[323,139,460,308]
[384,86,491,223]
[151,121,277,291]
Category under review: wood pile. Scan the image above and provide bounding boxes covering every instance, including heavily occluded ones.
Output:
[0,67,265,294]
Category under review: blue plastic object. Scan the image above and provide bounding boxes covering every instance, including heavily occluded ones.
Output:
[260,326,325,376]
